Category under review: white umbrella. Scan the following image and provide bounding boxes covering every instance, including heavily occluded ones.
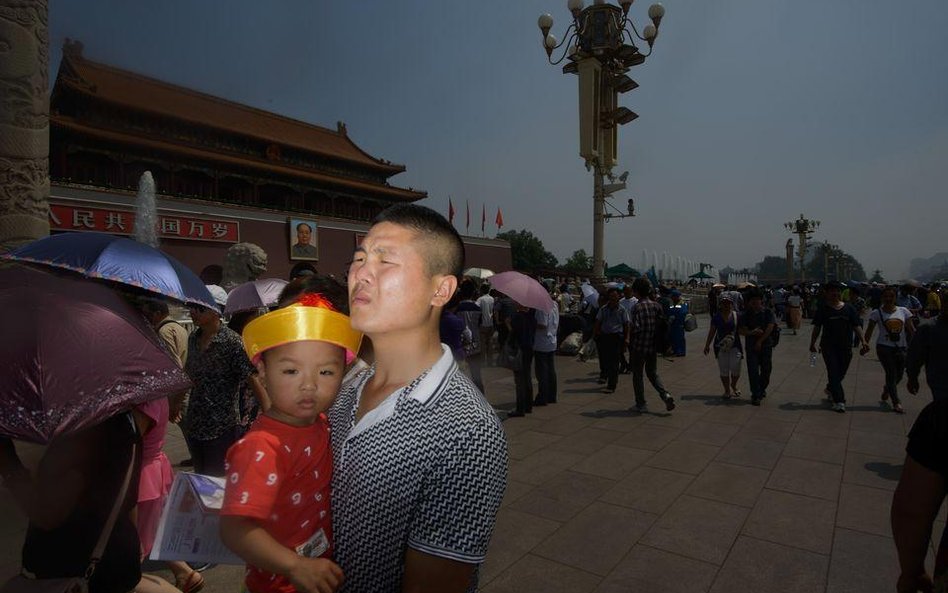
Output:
[463,267,495,280]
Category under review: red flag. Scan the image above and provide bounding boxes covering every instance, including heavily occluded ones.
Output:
[448,197,455,223]
[481,204,486,233]
[466,200,470,231]
[495,208,504,229]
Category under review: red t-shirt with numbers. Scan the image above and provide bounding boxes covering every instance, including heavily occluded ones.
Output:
[221,414,333,593]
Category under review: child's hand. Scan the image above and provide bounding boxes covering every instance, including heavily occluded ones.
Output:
[288,557,344,593]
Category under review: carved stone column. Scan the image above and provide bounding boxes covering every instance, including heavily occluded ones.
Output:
[0,0,49,252]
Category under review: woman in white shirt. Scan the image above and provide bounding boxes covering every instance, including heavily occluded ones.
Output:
[861,285,916,413]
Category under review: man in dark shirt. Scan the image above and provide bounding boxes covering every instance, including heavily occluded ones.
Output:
[907,293,948,402]
[593,287,629,394]
[738,290,776,406]
[891,399,947,592]
[810,281,868,413]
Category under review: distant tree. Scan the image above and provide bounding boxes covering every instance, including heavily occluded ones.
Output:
[870,269,885,283]
[496,229,558,271]
[564,249,593,272]
[755,256,791,282]
[806,245,868,283]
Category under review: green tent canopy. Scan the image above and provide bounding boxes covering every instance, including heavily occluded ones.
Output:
[606,263,640,278]
[689,271,714,279]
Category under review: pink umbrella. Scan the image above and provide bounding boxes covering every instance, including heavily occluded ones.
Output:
[225,278,288,315]
[489,271,555,312]
[0,265,192,444]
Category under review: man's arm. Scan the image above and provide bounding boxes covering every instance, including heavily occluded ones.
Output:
[906,326,928,394]
[402,549,475,593]
[891,455,945,593]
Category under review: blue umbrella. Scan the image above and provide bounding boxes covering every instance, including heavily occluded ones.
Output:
[3,232,217,310]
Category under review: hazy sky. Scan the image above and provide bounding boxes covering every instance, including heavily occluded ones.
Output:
[49,0,948,279]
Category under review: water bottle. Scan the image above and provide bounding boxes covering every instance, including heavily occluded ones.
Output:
[809,352,817,367]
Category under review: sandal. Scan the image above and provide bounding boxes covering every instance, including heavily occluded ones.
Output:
[176,571,205,593]
[732,390,741,398]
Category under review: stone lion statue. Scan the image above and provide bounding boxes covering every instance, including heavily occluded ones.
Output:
[221,242,268,291]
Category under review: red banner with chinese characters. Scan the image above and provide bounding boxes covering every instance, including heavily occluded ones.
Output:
[48,203,240,243]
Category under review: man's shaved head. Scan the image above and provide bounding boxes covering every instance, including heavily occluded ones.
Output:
[371,204,465,280]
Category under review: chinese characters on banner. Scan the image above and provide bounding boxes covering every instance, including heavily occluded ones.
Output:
[48,203,240,243]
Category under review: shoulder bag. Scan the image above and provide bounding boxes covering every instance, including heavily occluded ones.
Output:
[1,440,138,593]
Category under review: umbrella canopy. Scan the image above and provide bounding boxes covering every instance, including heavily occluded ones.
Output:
[712,283,726,289]
[689,271,714,279]
[463,267,495,280]
[737,281,757,289]
[4,232,217,310]
[605,263,640,278]
[225,278,289,315]
[489,271,555,312]
[0,265,192,444]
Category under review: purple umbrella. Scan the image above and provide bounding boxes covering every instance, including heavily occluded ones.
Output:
[225,278,288,315]
[0,265,192,444]
[2,231,217,310]
[489,271,555,312]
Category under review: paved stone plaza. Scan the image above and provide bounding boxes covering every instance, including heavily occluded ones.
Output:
[1,313,944,592]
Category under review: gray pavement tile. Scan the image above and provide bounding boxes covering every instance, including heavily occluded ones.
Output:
[708,535,830,593]
[766,456,843,501]
[528,402,585,421]
[793,413,852,438]
[480,508,563,585]
[501,416,546,436]
[700,404,755,426]
[499,479,535,509]
[737,416,797,444]
[582,408,652,433]
[481,553,601,593]
[570,444,654,480]
[935,520,945,556]
[783,431,848,465]
[714,436,785,470]
[645,440,721,476]
[826,528,900,593]
[508,470,616,523]
[532,413,598,436]
[612,424,681,451]
[594,544,719,593]
[835,482,895,537]
[547,426,625,455]
[686,462,771,508]
[641,494,749,565]
[643,408,707,431]
[741,488,837,555]
[849,410,908,436]
[678,420,742,447]
[508,449,588,486]
[507,430,565,460]
[846,429,907,459]
[842,451,903,492]
[535,502,657,576]
[598,466,695,515]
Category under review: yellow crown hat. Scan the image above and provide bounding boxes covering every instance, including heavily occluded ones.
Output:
[242,293,363,364]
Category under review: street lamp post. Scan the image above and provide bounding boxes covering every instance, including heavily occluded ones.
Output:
[784,214,820,285]
[537,0,665,281]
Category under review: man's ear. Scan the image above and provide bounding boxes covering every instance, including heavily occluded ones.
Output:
[431,275,459,307]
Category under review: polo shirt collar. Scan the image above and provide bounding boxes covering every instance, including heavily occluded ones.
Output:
[346,345,456,440]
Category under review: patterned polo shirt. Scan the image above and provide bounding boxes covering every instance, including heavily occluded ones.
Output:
[328,345,508,593]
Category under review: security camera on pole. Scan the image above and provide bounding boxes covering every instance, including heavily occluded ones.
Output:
[537,0,665,282]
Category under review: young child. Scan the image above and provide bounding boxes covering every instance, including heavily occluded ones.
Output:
[220,293,362,593]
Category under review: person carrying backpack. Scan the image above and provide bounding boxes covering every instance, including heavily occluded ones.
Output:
[628,278,675,414]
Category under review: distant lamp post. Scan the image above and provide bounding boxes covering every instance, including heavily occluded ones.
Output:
[784,214,820,284]
[537,0,665,280]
